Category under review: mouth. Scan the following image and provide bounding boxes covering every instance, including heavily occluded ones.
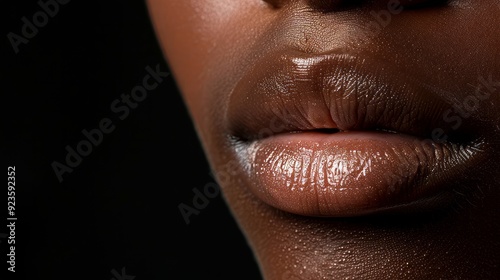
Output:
[225,49,488,217]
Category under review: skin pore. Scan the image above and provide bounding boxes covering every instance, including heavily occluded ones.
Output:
[146,1,500,279]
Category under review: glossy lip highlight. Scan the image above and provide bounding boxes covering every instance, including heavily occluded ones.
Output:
[225,50,488,217]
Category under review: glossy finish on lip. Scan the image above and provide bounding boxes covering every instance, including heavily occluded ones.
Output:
[227,50,487,217]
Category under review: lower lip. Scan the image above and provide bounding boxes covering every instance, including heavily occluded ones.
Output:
[233,131,482,217]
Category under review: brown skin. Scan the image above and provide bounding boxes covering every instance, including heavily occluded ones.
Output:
[146,1,500,279]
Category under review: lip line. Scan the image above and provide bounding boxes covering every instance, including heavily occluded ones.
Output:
[232,127,413,144]
[224,49,488,217]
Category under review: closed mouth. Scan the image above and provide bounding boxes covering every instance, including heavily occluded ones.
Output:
[224,49,489,217]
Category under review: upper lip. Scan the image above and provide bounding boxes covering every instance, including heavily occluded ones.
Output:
[227,49,471,143]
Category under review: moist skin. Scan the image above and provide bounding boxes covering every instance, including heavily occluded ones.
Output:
[146,0,500,279]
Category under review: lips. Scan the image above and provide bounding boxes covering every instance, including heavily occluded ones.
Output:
[225,49,488,217]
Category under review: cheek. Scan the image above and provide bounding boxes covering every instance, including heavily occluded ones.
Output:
[146,0,271,122]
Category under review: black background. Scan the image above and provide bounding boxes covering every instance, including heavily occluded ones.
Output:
[4,1,261,279]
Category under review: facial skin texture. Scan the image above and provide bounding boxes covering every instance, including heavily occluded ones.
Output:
[146,1,500,279]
